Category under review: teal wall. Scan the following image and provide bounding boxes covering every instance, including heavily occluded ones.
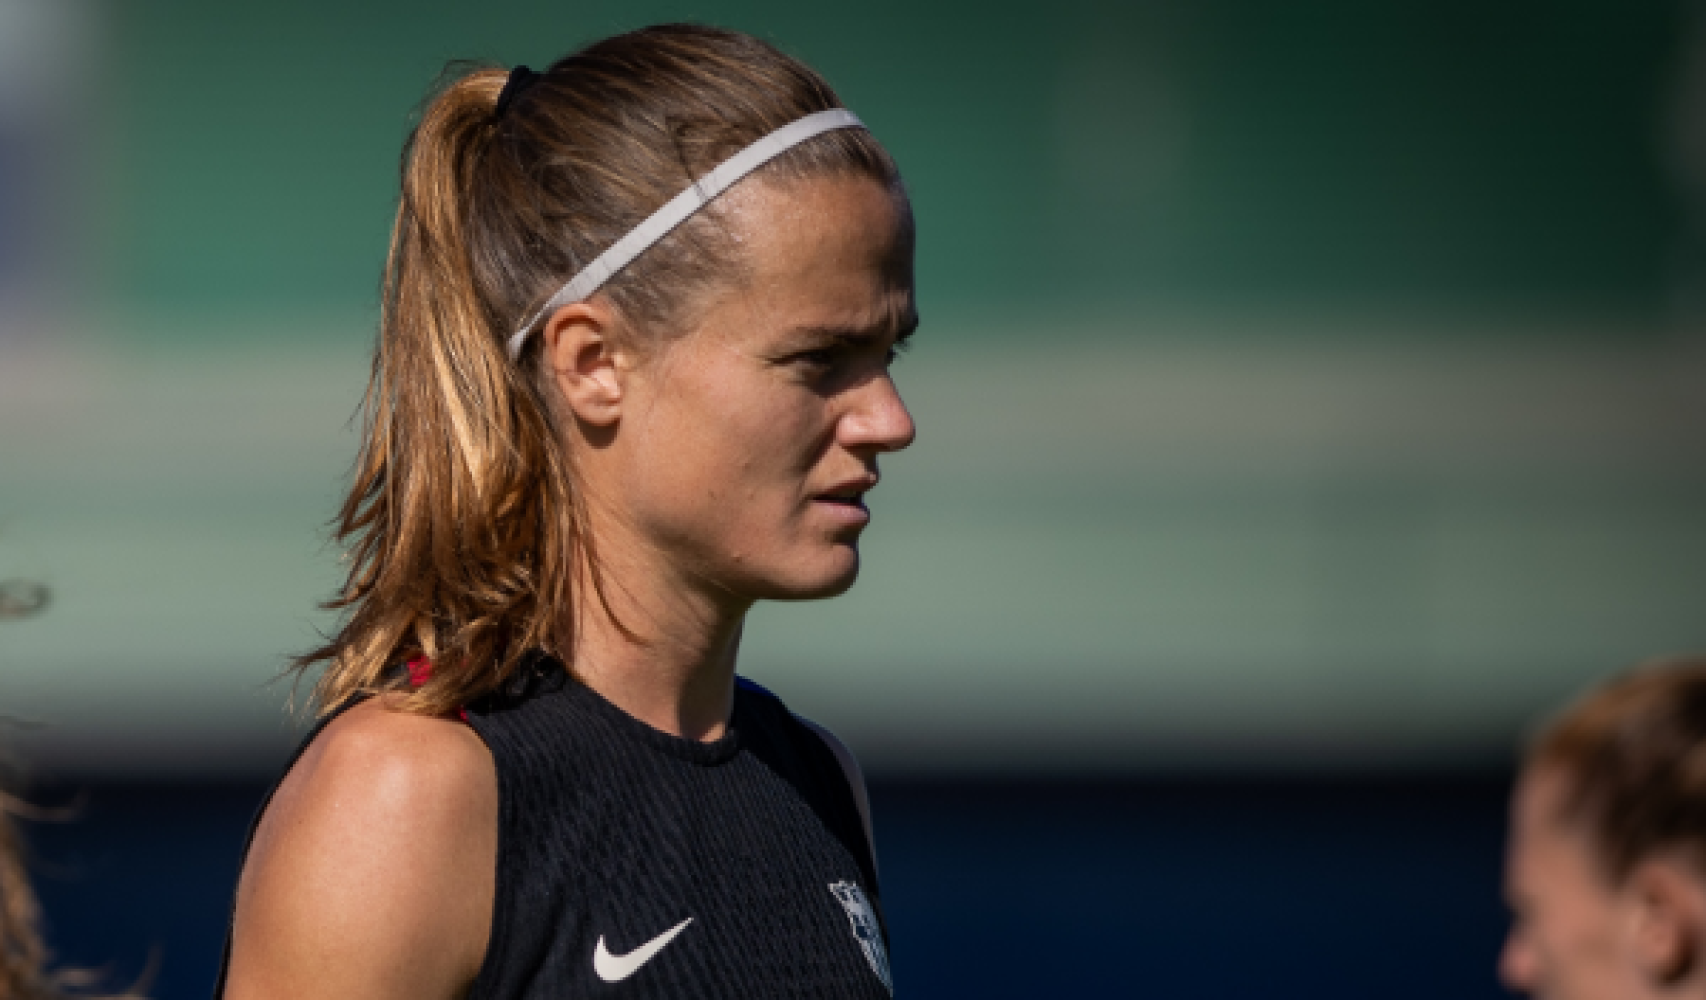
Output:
[109,0,1681,322]
[5,1,1704,774]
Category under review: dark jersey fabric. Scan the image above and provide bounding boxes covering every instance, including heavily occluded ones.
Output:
[214,656,890,999]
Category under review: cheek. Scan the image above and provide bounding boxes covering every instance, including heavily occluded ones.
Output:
[628,367,826,538]
[1530,889,1626,986]
[723,404,833,548]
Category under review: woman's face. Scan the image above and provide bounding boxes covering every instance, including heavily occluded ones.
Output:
[1501,767,1631,999]
[1498,765,1703,1000]
[601,173,916,603]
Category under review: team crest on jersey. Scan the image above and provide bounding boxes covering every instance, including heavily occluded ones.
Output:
[828,880,892,994]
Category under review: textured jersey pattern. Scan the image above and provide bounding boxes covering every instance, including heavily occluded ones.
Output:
[463,658,889,998]
[212,659,888,999]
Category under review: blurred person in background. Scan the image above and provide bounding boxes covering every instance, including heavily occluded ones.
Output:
[0,791,82,1000]
[220,24,912,1000]
[1,578,58,1000]
[0,797,50,1000]
[1502,658,1706,999]
[1,580,140,1000]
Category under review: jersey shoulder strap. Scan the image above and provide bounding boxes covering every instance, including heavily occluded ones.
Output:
[735,676,878,879]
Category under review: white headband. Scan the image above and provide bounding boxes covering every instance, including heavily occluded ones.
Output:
[506,108,867,359]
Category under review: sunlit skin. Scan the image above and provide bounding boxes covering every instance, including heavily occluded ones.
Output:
[1501,766,1706,1000]
[224,174,916,1000]
[550,173,917,743]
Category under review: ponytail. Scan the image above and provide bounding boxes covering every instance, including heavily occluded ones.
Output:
[299,67,580,715]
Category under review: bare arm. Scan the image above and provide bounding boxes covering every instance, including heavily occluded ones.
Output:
[224,699,497,1000]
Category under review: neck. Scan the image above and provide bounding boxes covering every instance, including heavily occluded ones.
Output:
[564,527,752,743]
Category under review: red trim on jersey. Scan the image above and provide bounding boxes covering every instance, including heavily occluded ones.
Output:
[404,656,470,723]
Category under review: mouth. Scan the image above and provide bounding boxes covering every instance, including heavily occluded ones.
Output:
[812,477,877,525]
[813,490,869,519]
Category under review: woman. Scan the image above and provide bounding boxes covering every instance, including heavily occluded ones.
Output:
[2,579,95,1000]
[1502,658,1706,999]
[219,24,915,999]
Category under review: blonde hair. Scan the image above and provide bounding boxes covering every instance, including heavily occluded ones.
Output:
[0,792,56,999]
[0,793,151,1000]
[298,25,903,716]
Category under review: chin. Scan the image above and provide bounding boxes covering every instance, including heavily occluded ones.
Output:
[758,545,861,601]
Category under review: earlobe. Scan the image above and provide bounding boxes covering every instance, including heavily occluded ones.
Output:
[540,300,625,427]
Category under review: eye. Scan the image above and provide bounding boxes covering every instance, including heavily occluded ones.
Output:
[786,347,843,378]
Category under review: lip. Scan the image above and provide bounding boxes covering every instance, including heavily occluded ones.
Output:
[812,473,878,502]
[812,494,871,529]
[812,475,878,528]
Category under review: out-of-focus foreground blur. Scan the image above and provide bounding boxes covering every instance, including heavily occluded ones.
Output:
[2,1,1702,996]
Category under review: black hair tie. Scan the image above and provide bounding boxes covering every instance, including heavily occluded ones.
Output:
[495,65,541,118]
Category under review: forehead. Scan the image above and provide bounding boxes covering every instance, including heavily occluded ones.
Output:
[1510,767,1608,879]
[712,173,914,333]
[1513,768,1576,845]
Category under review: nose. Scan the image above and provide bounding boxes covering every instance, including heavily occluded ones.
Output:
[839,372,916,454]
[1499,928,1537,994]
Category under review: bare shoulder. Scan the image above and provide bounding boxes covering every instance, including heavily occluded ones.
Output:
[254,699,495,855]
[225,699,496,1000]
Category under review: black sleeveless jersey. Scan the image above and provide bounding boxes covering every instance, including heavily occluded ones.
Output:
[214,657,892,999]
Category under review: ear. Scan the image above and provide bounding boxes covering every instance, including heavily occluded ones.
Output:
[540,300,627,427]
[1627,857,1704,985]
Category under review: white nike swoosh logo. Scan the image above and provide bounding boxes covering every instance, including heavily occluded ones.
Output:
[593,917,694,983]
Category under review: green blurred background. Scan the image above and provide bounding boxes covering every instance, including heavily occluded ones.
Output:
[3,0,1705,775]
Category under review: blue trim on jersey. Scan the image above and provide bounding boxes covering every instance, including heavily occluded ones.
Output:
[736,675,779,701]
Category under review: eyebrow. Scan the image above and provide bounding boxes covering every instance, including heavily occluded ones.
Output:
[788,309,919,347]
